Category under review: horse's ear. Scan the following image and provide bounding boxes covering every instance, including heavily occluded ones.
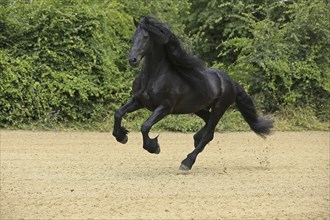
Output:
[133,18,140,28]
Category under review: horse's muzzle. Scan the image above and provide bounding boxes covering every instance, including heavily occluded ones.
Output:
[128,52,142,68]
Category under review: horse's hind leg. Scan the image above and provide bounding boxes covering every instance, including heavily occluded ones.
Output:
[113,98,142,144]
[194,109,210,149]
[180,103,231,170]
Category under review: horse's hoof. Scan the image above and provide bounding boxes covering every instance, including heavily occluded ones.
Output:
[144,136,161,154]
[154,146,161,154]
[146,145,160,154]
[179,164,190,171]
[113,127,129,144]
[120,135,128,144]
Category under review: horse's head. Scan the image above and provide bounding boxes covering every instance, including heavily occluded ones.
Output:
[128,18,151,68]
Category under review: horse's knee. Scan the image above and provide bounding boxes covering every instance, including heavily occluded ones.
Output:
[114,109,123,121]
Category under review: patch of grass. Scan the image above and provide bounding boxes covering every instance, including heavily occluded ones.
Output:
[3,107,328,132]
[273,106,329,131]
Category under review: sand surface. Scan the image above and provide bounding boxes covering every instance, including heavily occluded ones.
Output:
[1,131,329,219]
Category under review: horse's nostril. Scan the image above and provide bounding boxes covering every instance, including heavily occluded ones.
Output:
[129,57,137,63]
[129,57,139,67]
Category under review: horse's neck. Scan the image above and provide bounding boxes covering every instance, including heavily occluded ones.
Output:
[142,43,166,77]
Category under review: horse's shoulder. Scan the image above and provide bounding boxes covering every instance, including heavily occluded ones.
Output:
[132,74,142,92]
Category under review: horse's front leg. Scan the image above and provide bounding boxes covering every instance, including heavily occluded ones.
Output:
[113,98,142,144]
[141,106,169,154]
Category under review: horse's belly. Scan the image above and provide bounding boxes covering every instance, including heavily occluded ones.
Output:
[171,95,214,114]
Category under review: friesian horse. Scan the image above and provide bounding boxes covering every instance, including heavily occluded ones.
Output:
[113,16,273,170]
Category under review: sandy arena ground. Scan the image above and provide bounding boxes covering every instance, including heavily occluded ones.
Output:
[0,131,329,219]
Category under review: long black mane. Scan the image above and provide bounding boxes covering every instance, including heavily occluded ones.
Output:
[140,16,204,70]
[140,16,210,98]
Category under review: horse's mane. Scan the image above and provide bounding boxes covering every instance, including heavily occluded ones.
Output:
[140,16,204,70]
[140,16,211,99]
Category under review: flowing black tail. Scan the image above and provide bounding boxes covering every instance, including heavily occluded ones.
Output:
[235,82,274,137]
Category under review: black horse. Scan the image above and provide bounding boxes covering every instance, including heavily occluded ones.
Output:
[113,16,273,170]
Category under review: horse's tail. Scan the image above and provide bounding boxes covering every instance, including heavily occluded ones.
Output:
[234,82,274,138]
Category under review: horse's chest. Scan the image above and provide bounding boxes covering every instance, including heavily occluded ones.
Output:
[138,89,151,104]
[133,80,163,110]
[132,72,176,110]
